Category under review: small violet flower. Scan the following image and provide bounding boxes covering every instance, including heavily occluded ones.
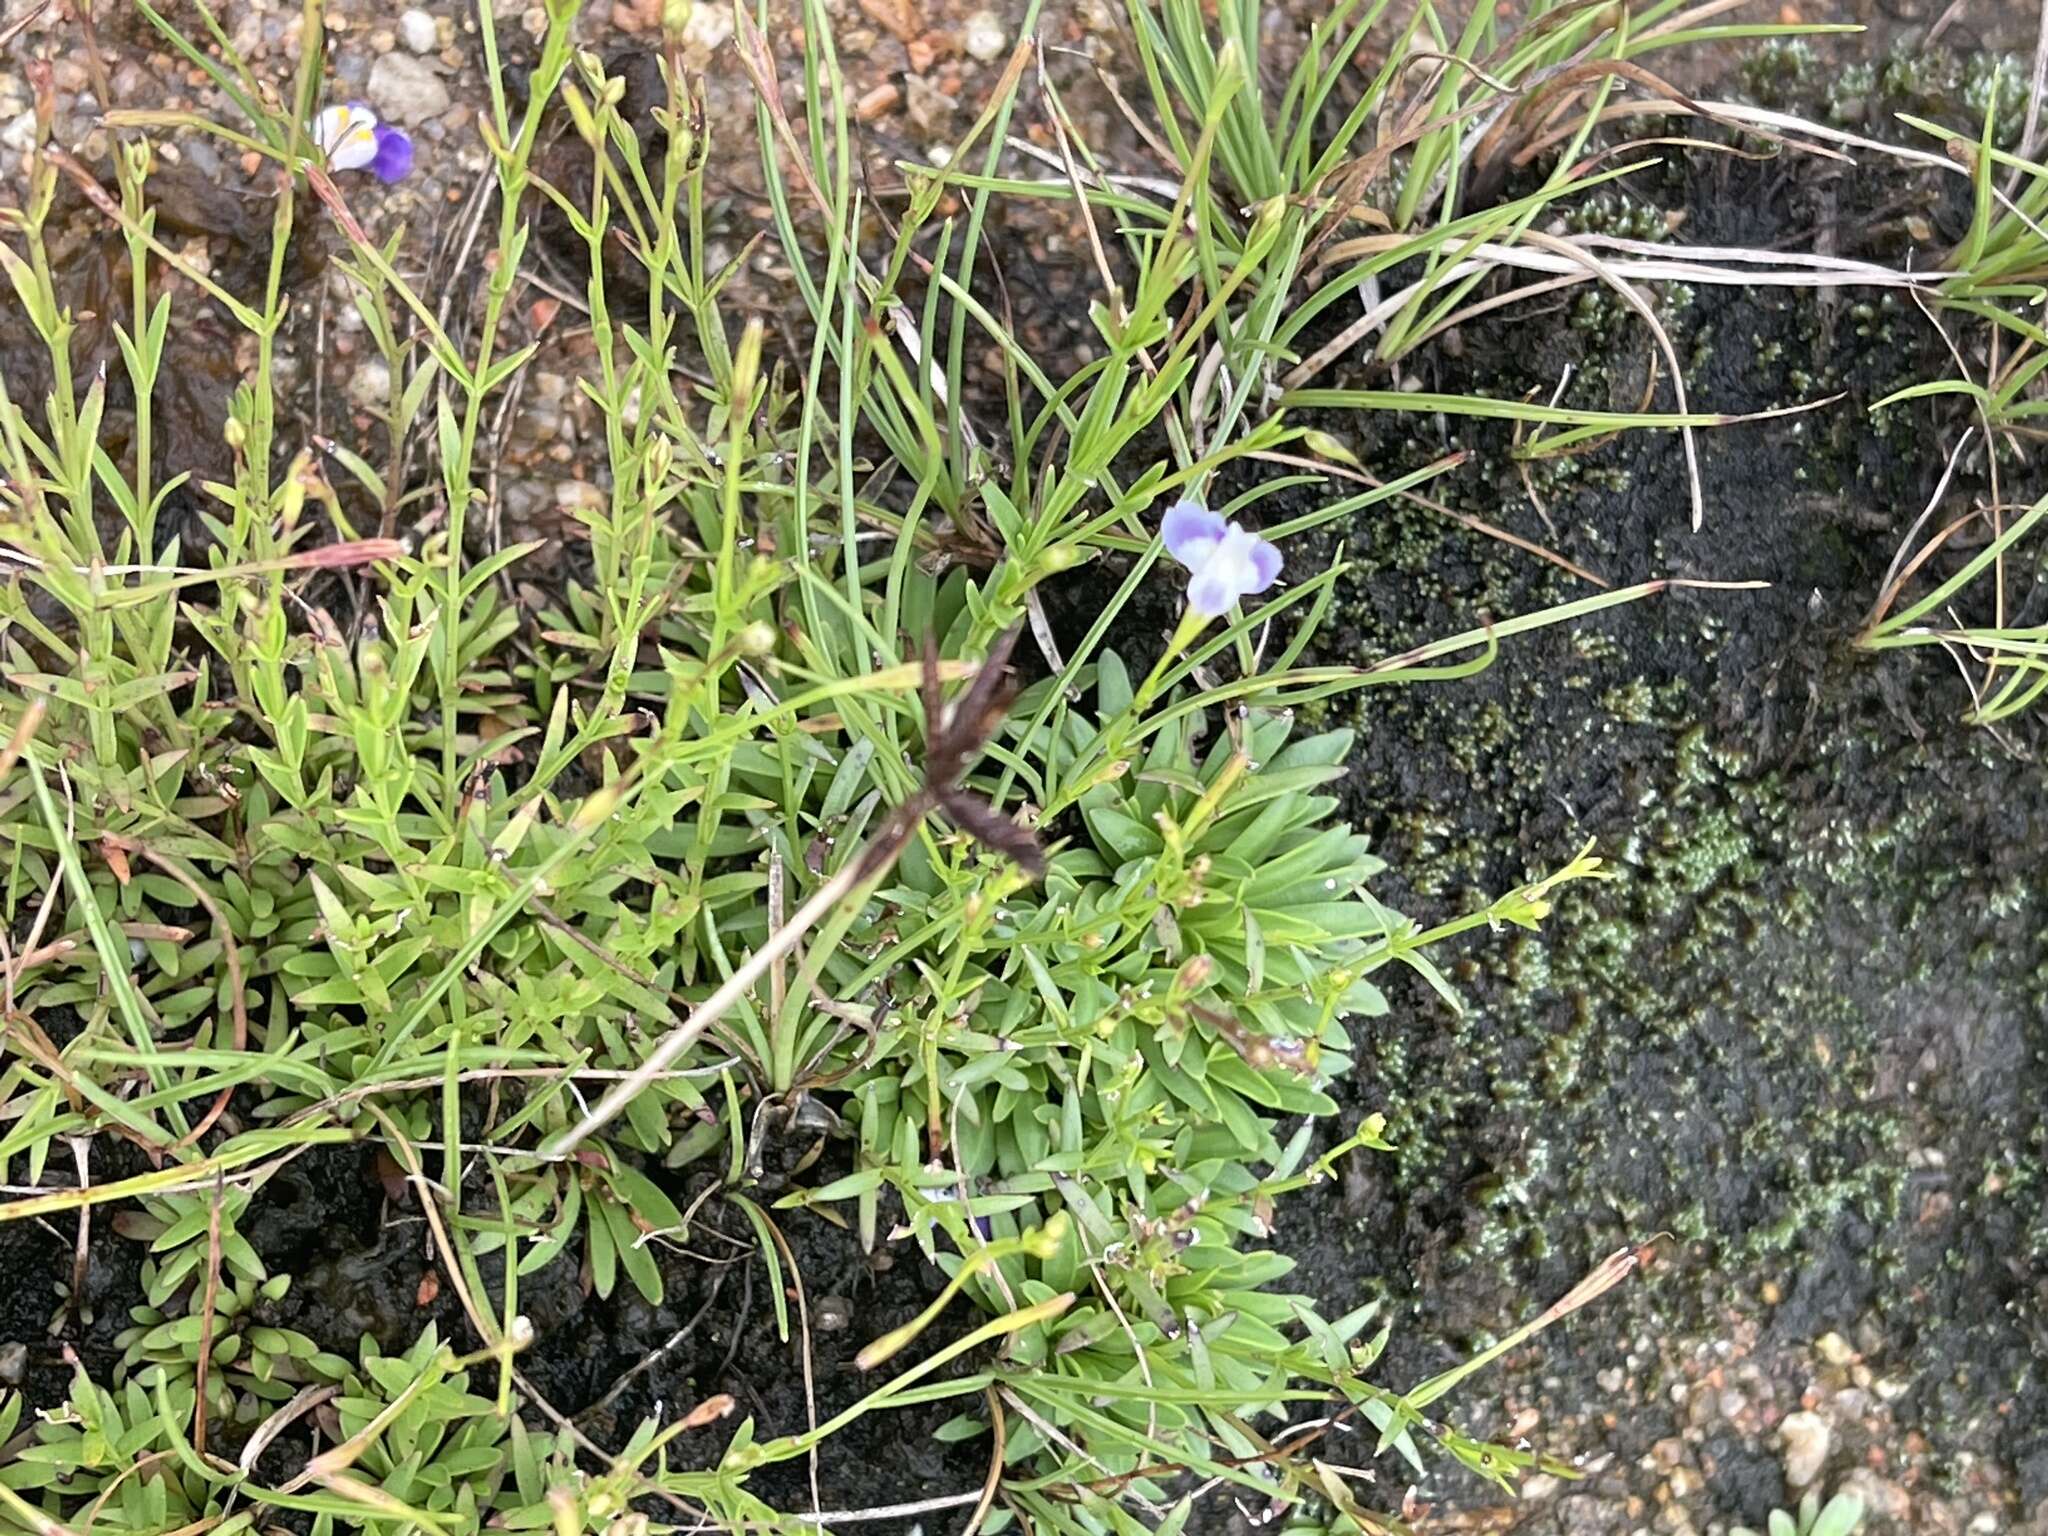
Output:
[311,103,415,184]
[1161,499,1281,617]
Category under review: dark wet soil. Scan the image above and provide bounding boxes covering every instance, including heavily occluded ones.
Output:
[1192,131,2045,1534]
[0,1137,985,1525]
[0,1168,146,1411]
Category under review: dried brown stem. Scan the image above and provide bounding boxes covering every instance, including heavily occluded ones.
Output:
[191,1172,226,1458]
[66,1139,89,1323]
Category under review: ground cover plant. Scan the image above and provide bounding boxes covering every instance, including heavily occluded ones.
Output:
[1853,89,2048,726]
[1732,1489,1867,1536]
[0,0,2005,1531]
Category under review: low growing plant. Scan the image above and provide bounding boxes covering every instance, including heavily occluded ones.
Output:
[1857,88,2048,723]
[1734,1488,1868,1536]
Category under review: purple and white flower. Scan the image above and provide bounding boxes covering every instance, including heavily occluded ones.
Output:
[1161,499,1282,617]
[311,104,414,184]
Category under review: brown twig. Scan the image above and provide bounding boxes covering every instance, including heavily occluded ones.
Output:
[576,1266,727,1422]
[66,1138,90,1323]
[2,1008,82,1116]
[0,0,49,50]
[1862,429,1980,636]
[2013,0,2048,189]
[302,163,375,250]
[74,0,116,127]
[1249,448,1608,588]
[781,1492,988,1526]
[0,697,47,790]
[1514,374,1569,537]
[1525,227,1704,527]
[963,1385,1007,1536]
[191,1171,226,1457]
[767,846,787,1024]
[1360,576,1769,679]
[238,1383,339,1474]
[1,938,80,989]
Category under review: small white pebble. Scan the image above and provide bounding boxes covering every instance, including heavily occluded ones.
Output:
[0,110,37,155]
[398,8,438,52]
[963,9,1006,61]
[347,359,392,413]
[683,3,733,49]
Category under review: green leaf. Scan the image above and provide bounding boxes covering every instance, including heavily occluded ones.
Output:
[585,1187,618,1299]
[604,1160,684,1232]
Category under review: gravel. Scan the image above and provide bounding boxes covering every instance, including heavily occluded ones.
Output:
[347,358,393,414]
[0,108,34,154]
[1780,1410,1833,1490]
[366,50,450,124]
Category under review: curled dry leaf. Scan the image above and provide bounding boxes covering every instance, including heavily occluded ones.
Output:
[678,1392,736,1429]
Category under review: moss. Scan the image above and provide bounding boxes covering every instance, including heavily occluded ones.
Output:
[1338,641,1985,1304]
[1742,39,1819,108]
[1958,53,2030,145]
[1564,192,1672,243]
[1333,611,2047,1446]
[1268,155,2047,1467]
[1826,60,1878,124]
[1824,42,2030,146]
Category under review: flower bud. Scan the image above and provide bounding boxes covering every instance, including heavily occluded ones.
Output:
[572,782,623,832]
[1244,194,1288,247]
[559,82,599,146]
[1022,1210,1070,1261]
[729,316,765,415]
[1300,428,1361,467]
[1038,543,1086,573]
